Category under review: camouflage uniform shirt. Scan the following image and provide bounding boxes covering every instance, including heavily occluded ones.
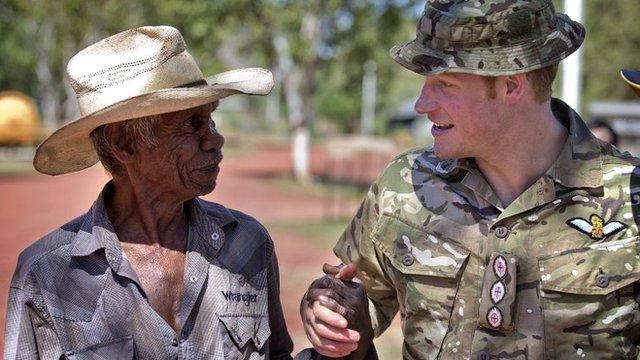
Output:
[334,99,640,360]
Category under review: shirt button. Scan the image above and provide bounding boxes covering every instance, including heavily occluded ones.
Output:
[478,350,491,360]
[189,276,198,283]
[494,226,509,239]
[171,338,178,346]
[211,233,220,240]
[402,253,415,266]
[595,274,610,288]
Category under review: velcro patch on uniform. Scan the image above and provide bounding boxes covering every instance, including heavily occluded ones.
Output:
[487,307,503,328]
[566,214,628,240]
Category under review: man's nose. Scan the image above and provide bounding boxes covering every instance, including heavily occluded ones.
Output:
[201,122,224,151]
[414,84,439,114]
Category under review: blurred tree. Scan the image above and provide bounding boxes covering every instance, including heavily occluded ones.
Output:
[582,0,640,103]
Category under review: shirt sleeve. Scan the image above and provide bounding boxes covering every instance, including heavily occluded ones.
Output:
[333,182,399,337]
[4,286,39,360]
[4,268,65,360]
[266,236,294,360]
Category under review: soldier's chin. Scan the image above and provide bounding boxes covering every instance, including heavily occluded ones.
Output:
[433,145,457,160]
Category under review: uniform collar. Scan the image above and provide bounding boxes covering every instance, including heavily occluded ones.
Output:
[545,98,603,189]
[434,98,603,214]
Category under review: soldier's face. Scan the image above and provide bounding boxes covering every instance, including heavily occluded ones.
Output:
[415,73,507,160]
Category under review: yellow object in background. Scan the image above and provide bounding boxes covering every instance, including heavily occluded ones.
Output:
[0,91,41,146]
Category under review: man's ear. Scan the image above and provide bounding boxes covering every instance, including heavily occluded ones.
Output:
[501,73,527,104]
[104,123,137,164]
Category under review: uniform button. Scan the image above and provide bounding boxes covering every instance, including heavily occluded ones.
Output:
[402,253,415,266]
[211,233,220,240]
[595,274,610,288]
[478,350,491,360]
[494,226,509,239]
[171,338,178,346]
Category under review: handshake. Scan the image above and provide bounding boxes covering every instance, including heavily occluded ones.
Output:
[299,264,377,360]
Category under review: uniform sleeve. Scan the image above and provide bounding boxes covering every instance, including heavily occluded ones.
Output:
[266,237,294,360]
[333,182,399,337]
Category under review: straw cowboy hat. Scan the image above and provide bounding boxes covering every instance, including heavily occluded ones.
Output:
[621,69,640,97]
[34,25,274,175]
[391,0,585,76]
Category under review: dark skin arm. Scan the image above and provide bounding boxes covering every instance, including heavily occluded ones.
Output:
[301,264,375,360]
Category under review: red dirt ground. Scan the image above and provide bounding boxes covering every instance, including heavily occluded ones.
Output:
[0,143,368,354]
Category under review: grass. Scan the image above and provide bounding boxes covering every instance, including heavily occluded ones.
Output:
[0,159,35,176]
[267,216,351,248]
[271,175,367,202]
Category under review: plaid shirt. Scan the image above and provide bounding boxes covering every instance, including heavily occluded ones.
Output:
[4,183,293,359]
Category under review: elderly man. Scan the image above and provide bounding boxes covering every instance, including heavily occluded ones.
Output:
[302,1,640,359]
[4,26,293,359]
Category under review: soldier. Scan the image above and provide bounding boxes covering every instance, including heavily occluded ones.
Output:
[301,1,640,359]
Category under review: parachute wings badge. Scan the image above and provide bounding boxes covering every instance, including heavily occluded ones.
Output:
[566,214,627,240]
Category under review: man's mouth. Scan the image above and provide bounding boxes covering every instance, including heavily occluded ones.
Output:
[432,123,453,130]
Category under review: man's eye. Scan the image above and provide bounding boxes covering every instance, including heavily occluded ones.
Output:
[185,116,201,129]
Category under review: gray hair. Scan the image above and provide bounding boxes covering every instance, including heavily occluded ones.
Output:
[89,114,160,174]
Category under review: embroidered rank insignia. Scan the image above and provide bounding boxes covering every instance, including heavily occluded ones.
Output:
[493,255,507,279]
[490,281,505,304]
[487,307,503,328]
[566,214,628,240]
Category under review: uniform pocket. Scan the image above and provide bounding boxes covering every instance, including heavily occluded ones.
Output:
[371,212,470,359]
[538,237,640,359]
[65,335,134,360]
[218,314,271,359]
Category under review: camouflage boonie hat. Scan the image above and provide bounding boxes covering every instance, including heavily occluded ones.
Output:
[391,0,585,76]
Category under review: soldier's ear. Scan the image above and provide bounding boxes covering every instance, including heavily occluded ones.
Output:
[502,74,527,104]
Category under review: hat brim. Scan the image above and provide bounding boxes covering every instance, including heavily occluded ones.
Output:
[391,14,584,76]
[621,69,640,97]
[34,68,273,175]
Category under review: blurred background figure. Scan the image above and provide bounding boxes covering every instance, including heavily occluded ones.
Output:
[588,118,619,146]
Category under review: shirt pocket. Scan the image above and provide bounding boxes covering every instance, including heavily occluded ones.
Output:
[218,314,271,359]
[538,236,640,359]
[371,212,470,359]
[64,335,134,360]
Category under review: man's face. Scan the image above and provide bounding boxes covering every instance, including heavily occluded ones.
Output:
[134,102,224,200]
[415,73,506,160]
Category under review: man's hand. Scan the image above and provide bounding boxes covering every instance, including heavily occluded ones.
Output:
[301,264,374,359]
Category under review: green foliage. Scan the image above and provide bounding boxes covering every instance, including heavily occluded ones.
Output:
[10,1,640,133]
[582,0,640,103]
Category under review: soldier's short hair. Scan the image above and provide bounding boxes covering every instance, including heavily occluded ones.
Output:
[483,64,559,103]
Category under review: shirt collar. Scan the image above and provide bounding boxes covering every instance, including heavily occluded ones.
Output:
[68,182,239,261]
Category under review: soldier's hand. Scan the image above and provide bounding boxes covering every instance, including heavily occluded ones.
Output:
[301,263,374,359]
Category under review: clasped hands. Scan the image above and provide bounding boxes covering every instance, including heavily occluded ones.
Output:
[300,263,374,359]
